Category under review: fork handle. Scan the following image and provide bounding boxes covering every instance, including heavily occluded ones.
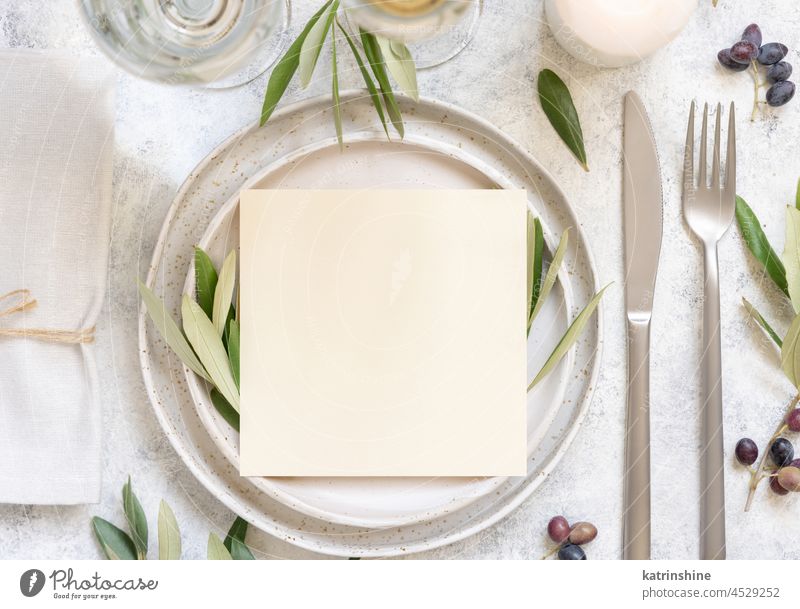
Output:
[623,317,651,560]
[701,242,726,560]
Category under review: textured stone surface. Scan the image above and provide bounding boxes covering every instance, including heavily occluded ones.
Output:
[1,0,800,559]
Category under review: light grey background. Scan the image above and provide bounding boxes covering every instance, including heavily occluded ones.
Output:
[1,0,799,559]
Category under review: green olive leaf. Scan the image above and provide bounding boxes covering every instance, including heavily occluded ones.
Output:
[336,19,388,137]
[527,216,544,334]
[784,206,800,313]
[92,517,137,561]
[210,388,240,431]
[207,533,233,560]
[781,310,800,388]
[194,247,218,319]
[138,280,210,382]
[224,517,248,550]
[331,27,343,148]
[298,0,338,88]
[735,195,788,297]
[530,228,569,327]
[260,1,333,125]
[537,69,588,171]
[157,500,181,560]
[361,30,404,137]
[742,297,782,348]
[122,476,148,559]
[228,537,255,560]
[526,214,536,327]
[375,36,418,102]
[182,295,240,412]
[224,517,255,560]
[227,319,240,390]
[529,283,609,390]
[213,250,236,336]
[795,177,800,210]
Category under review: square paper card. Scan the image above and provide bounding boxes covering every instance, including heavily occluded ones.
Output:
[239,189,527,477]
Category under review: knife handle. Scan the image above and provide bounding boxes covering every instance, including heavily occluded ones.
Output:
[623,317,651,560]
[701,243,726,560]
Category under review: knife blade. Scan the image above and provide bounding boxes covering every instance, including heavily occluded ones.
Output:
[622,90,663,560]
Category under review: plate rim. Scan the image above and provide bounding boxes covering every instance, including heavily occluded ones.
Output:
[138,90,604,557]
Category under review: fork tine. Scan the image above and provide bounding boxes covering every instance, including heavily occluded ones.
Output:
[725,102,736,195]
[711,103,722,189]
[684,101,695,195]
[699,103,708,188]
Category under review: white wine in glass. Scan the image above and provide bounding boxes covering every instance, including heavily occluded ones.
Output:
[78,0,290,87]
[343,0,482,68]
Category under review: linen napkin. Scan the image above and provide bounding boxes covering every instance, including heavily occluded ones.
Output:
[0,50,114,504]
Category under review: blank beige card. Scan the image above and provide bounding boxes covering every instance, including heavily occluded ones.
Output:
[239,189,527,477]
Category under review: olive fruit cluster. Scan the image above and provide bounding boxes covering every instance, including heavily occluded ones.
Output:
[717,24,794,117]
[736,407,800,501]
[544,515,597,560]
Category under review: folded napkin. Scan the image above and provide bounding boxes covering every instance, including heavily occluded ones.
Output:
[0,50,114,504]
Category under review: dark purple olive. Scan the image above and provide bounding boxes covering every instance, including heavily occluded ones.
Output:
[790,458,800,468]
[735,438,759,466]
[770,475,790,495]
[547,515,570,543]
[770,437,795,466]
[742,23,763,48]
[768,61,792,82]
[718,48,750,72]
[766,81,796,107]
[758,42,789,65]
[786,408,800,431]
[558,543,587,560]
[730,40,759,64]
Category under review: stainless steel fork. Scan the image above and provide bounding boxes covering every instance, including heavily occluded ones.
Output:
[682,101,736,560]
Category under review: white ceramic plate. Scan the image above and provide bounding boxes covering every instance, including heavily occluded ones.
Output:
[183,134,575,529]
[139,92,603,556]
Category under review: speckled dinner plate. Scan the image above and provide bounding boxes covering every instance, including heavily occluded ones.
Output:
[183,134,575,529]
[139,91,603,556]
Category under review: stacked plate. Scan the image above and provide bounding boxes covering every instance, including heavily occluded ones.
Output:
[139,92,603,557]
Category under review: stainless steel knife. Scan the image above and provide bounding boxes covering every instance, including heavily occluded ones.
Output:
[622,91,663,560]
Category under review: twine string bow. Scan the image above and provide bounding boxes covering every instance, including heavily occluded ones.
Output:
[0,290,95,344]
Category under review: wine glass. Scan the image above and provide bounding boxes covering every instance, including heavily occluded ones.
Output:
[78,0,291,88]
[341,0,483,69]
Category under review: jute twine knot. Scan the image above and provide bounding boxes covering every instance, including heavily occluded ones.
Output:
[0,289,95,344]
